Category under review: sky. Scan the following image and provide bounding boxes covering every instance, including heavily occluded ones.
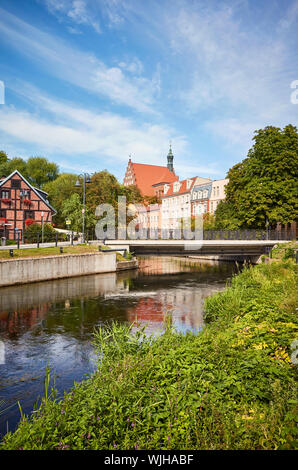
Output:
[0,0,297,182]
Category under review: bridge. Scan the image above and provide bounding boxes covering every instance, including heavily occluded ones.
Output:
[104,238,289,262]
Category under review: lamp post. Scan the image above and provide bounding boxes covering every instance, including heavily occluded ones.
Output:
[19,189,26,243]
[75,173,91,243]
[41,211,44,244]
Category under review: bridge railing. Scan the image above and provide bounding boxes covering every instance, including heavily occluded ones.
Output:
[105,228,296,241]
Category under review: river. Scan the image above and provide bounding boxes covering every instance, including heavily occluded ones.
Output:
[0,256,237,437]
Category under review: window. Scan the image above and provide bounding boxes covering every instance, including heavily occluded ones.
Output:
[213,187,216,196]
[217,186,219,196]
[20,189,30,199]
[203,190,208,198]
[0,209,6,218]
[24,210,34,220]
[1,190,10,199]
[173,182,180,193]
[193,192,197,200]
[11,179,21,189]
[198,191,202,199]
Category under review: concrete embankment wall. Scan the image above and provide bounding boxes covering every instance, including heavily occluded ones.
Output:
[116,259,138,271]
[0,252,116,287]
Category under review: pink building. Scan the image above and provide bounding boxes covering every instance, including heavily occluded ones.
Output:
[0,170,56,240]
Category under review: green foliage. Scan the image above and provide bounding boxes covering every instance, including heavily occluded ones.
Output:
[24,222,56,236]
[44,171,144,230]
[25,157,59,188]
[0,153,59,189]
[0,150,8,165]
[0,157,28,178]
[214,201,242,229]
[202,213,216,230]
[86,172,144,227]
[61,193,96,232]
[24,222,66,242]
[1,262,297,450]
[217,125,298,228]
[43,173,78,227]
[283,248,295,261]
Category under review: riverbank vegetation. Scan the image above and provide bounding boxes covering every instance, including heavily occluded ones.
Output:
[1,259,297,450]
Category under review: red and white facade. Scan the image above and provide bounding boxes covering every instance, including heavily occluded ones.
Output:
[161,178,197,230]
[0,170,56,240]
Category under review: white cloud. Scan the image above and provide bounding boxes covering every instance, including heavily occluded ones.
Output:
[0,7,158,113]
[44,0,101,33]
[167,5,289,115]
[0,83,188,171]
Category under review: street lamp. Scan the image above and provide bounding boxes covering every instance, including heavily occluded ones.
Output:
[19,189,26,243]
[74,173,91,243]
[41,211,44,244]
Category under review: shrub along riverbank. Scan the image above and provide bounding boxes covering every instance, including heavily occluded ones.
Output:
[1,260,297,450]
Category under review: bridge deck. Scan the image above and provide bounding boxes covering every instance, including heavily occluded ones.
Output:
[105,239,287,257]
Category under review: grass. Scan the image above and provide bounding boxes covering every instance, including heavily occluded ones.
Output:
[0,244,130,260]
[0,260,297,450]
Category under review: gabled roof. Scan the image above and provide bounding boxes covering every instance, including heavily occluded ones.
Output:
[128,162,178,196]
[0,170,56,215]
[162,177,197,198]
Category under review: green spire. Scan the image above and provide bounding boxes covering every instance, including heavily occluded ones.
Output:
[167,142,174,172]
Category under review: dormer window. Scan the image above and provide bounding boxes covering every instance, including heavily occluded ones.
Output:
[186,179,192,190]
[193,192,197,200]
[173,182,180,193]
[164,184,169,194]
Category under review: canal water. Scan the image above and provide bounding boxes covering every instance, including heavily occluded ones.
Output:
[0,256,237,437]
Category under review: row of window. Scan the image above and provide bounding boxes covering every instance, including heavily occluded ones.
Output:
[163,194,190,206]
[1,189,31,199]
[193,190,209,199]
[0,209,35,219]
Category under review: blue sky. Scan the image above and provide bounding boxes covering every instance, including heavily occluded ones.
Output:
[0,0,297,182]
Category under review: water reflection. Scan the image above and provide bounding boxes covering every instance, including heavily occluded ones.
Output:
[0,256,237,436]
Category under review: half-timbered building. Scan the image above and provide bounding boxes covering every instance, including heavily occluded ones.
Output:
[0,170,56,240]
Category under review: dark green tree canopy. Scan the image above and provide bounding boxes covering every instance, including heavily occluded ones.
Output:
[26,157,59,188]
[0,154,59,188]
[220,124,298,228]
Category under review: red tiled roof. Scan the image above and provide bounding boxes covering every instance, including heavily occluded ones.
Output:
[128,162,178,196]
[162,177,196,198]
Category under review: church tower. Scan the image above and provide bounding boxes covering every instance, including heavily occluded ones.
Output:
[167,144,174,173]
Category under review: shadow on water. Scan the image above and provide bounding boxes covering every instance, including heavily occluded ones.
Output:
[0,255,238,437]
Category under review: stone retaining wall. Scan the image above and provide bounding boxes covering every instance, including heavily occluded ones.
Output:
[0,252,116,287]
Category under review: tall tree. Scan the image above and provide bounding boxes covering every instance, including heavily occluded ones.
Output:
[0,157,28,178]
[214,201,242,229]
[43,173,78,227]
[26,156,59,188]
[222,124,298,228]
[0,150,8,165]
[62,193,96,233]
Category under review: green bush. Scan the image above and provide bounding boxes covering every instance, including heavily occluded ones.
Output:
[283,248,294,261]
[24,223,66,242]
